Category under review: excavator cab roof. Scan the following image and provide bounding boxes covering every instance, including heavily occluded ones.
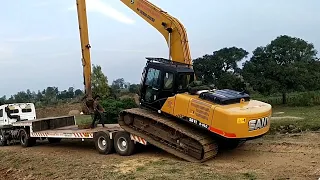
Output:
[145,57,194,73]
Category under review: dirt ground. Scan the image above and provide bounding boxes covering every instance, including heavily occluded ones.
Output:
[36,103,82,118]
[0,132,319,180]
[3,104,318,179]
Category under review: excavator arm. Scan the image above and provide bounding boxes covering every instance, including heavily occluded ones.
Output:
[120,0,192,66]
[76,0,94,114]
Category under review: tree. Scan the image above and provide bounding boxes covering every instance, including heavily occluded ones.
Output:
[67,87,75,98]
[14,91,30,103]
[129,84,140,94]
[193,47,249,90]
[111,78,126,90]
[0,96,6,105]
[91,64,110,98]
[42,86,59,104]
[242,35,319,104]
[74,89,83,97]
[36,90,43,101]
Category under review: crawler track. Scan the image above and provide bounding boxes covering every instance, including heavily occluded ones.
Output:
[119,108,218,162]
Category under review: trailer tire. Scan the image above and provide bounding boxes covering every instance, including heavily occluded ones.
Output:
[94,131,113,154]
[114,131,135,156]
[20,129,36,147]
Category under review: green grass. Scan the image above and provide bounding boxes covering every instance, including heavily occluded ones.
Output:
[242,172,257,180]
[74,115,92,126]
[270,105,320,134]
[252,90,320,107]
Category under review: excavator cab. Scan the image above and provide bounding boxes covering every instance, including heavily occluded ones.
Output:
[139,57,194,110]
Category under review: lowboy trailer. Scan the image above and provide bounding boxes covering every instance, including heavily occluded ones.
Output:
[2,115,148,156]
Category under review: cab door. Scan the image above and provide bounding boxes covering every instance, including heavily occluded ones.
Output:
[140,67,163,110]
[0,108,5,126]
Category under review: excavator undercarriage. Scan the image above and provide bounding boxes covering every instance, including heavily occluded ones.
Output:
[119,108,219,162]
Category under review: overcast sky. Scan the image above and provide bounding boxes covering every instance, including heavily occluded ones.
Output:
[0,0,319,97]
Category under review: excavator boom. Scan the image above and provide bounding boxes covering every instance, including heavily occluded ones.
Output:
[76,0,94,113]
[120,0,192,66]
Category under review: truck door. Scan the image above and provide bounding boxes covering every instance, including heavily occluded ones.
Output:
[7,108,19,125]
[0,108,5,126]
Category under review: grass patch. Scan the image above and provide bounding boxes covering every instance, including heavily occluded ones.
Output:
[136,166,146,172]
[242,172,257,180]
[74,115,93,128]
[270,105,320,134]
[75,115,92,125]
[253,90,320,107]
[131,159,240,180]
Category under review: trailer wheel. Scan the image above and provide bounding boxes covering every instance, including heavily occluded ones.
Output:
[94,131,113,154]
[114,131,135,156]
[20,129,36,147]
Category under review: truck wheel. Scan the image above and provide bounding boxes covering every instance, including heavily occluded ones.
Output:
[20,129,36,147]
[48,138,62,143]
[114,131,135,156]
[94,131,113,154]
[0,131,8,146]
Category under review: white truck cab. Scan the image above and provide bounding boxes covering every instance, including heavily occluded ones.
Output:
[0,103,36,126]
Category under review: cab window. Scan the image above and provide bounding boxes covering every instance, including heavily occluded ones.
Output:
[178,73,193,90]
[145,68,161,88]
[22,108,32,113]
[0,109,3,117]
[163,72,174,90]
[10,109,19,114]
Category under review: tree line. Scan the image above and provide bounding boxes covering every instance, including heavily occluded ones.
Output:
[0,66,139,107]
[1,34,319,107]
[193,35,320,104]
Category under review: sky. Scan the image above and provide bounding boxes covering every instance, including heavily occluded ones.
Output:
[0,0,319,97]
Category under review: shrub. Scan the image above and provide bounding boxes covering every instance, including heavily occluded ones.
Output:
[252,91,320,107]
[101,97,138,123]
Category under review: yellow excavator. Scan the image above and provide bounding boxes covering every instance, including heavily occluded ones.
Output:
[76,0,272,162]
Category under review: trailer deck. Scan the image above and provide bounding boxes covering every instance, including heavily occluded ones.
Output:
[4,114,148,155]
[30,124,122,138]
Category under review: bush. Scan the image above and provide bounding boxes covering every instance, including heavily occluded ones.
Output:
[287,91,320,106]
[100,97,138,123]
[252,91,320,107]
